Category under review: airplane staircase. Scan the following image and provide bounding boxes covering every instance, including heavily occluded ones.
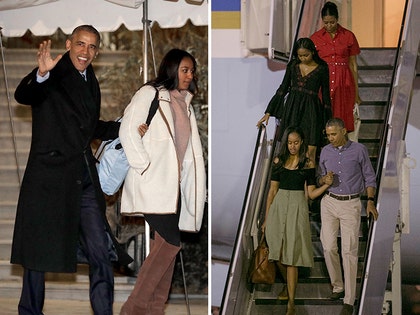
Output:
[220,0,420,313]
[221,46,395,315]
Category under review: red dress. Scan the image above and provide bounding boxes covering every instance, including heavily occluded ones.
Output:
[311,24,360,131]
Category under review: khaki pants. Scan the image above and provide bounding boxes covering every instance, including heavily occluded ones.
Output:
[320,194,361,305]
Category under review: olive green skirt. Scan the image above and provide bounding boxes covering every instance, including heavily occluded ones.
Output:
[265,189,314,267]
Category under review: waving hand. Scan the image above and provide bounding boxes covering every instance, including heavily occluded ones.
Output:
[37,40,62,77]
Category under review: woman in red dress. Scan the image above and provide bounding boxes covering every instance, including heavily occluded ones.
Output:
[310,1,361,133]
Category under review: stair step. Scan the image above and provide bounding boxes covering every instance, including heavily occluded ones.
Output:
[358,68,393,84]
[292,260,365,281]
[1,49,129,77]
[0,90,115,110]
[1,48,129,64]
[0,241,12,260]
[0,260,181,302]
[359,82,391,88]
[358,48,397,67]
[0,202,17,220]
[0,278,135,302]
[358,65,393,71]
[359,123,384,139]
[0,118,32,134]
[251,304,347,314]
[1,48,129,60]
[0,185,19,204]
[361,100,387,106]
[0,261,21,281]
[252,282,361,315]
[0,133,32,151]
[0,103,32,119]
[0,149,29,166]
[0,260,136,283]
[0,220,14,240]
[253,282,361,304]
[361,142,381,159]
[359,85,390,102]
[359,105,387,120]
[0,166,24,186]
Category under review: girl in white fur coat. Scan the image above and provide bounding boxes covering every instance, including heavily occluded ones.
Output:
[119,49,206,315]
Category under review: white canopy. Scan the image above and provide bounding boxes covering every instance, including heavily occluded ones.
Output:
[0,0,208,37]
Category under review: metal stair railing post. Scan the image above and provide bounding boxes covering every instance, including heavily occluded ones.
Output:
[0,27,22,186]
[179,246,191,315]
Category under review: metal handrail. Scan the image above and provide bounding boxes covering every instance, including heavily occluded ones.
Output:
[0,27,22,186]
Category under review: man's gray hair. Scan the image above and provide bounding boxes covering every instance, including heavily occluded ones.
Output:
[325,117,345,129]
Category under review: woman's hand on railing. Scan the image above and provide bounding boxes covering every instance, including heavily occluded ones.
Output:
[257,113,270,128]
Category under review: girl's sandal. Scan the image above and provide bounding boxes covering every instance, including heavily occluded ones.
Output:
[278,286,289,300]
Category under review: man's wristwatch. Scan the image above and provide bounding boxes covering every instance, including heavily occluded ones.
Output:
[367,197,375,202]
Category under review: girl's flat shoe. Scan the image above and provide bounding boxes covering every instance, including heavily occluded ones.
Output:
[278,286,288,300]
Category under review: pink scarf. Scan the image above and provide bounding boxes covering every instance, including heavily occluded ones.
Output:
[169,89,191,167]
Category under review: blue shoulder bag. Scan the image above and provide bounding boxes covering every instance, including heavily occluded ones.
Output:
[96,88,159,195]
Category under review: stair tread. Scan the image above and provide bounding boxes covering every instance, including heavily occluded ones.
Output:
[360,101,388,105]
[359,82,392,87]
[0,165,25,169]
[358,65,394,70]
[254,298,351,306]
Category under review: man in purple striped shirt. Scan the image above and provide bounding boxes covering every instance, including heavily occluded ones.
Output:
[318,117,378,315]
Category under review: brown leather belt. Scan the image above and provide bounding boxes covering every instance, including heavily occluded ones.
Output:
[326,191,360,201]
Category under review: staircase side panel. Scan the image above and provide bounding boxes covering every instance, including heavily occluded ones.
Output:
[358,0,420,313]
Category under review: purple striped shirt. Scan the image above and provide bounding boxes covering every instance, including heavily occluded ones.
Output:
[319,140,377,195]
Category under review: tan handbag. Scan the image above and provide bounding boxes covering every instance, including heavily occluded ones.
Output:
[248,233,276,284]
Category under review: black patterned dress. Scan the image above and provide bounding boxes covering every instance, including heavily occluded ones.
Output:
[265,60,331,146]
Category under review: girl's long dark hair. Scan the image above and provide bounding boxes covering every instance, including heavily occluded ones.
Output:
[275,126,308,169]
[148,48,198,94]
[292,37,326,66]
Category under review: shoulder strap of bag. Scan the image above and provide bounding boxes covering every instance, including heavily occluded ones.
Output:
[96,87,159,159]
[145,87,159,126]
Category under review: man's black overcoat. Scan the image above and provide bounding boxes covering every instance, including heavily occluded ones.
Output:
[11,52,132,272]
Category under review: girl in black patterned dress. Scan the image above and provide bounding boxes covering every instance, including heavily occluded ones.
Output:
[257,38,332,162]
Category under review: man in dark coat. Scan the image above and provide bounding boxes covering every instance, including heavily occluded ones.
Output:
[11,25,132,315]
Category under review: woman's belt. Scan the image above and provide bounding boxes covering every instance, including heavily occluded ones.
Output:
[290,86,317,95]
[327,62,348,66]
